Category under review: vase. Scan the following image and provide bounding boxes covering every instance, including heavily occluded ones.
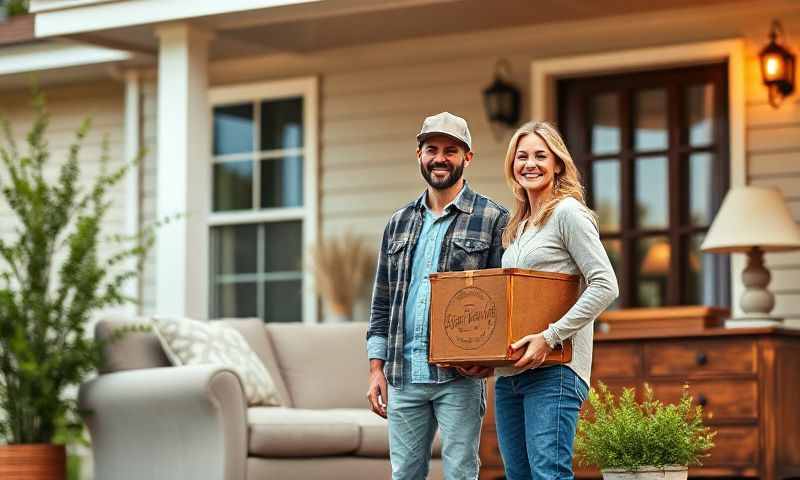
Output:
[601,465,688,480]
[0,444,66,480]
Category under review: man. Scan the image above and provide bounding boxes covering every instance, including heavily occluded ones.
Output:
[366,112,509,479]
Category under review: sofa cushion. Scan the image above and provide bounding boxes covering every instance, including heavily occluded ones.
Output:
[330,409,442,459]
[265,323,369,409]
[222,319,293,407]
[95,317,170,373]
[248,408,360,457]
[152,316,281,406]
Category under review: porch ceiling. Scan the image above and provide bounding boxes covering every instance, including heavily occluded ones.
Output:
[64,0,758,62]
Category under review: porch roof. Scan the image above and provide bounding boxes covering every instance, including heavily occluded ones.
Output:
[29,0,749,62]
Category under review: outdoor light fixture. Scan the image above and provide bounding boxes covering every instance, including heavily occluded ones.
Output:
[760,20,796,108]
[483,59,520,133]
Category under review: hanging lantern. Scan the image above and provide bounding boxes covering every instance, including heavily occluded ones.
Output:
[483,59,520,128]
[759,20,795,108]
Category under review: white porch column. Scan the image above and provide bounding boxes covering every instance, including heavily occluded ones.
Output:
[154,23,213,318]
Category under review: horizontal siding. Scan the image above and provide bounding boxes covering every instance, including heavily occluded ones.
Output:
[744,17,800,324]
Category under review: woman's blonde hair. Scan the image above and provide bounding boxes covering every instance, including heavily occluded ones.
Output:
[502,121,592,248]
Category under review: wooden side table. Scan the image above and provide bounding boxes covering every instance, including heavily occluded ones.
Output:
[479,327,800,480]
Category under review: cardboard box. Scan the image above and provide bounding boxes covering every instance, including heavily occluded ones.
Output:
[428,268,579,366]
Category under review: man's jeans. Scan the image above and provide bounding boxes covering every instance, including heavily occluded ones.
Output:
[494,365,589,480]
[388,377,484,480]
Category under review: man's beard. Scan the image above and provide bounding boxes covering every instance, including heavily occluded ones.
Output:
[420,161,464,190]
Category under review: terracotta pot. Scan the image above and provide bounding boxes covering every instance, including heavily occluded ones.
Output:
[0,444,66,480]
[601,465,688,480]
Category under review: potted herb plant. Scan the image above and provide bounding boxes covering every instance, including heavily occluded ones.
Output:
[0,91,155,479]
[575,383,716,480]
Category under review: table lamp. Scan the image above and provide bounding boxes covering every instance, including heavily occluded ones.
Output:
[701,186,800,327]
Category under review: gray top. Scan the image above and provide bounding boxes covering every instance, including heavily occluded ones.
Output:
[496,197,619,386]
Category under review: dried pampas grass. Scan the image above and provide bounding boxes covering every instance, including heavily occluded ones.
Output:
[311,232,377,318]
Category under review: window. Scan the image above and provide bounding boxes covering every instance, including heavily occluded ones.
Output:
[208,79,317,322]
[558,63,730,308]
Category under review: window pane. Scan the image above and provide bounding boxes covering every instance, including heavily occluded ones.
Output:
[213,161,253,211]
[635,156,668,229]
[687,84,714,147]
[689,153,714,226]
[686,233,715,305]
[212,224,258,275]
[635,89,668,151]
[260,156,304,208]
[590,93,620,155]
[264,221,303,272]
[592,160,621,232]
[213,104,254,155]
[260,98,303,151]
[636,236,670,307]
[263,280,302,322]
[602,239,622,310]
[215,282,257,318]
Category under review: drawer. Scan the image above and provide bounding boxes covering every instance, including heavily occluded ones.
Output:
[593,343,641,379]
[650,379,758,421]
[479,427,503,467]
[704,426,759,466]
[644,339,756,377]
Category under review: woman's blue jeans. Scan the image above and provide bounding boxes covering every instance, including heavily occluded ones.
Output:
[494,365,589,480]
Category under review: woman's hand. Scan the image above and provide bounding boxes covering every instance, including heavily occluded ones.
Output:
[454,364,495,378]
[510,333,553,370]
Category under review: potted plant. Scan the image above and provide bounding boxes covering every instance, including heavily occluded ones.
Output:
[0,91,155,479]
[575,382,716,480]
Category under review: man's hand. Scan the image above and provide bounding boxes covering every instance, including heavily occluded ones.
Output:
[510,333,553,370]
[454,364,494,378]
[366,359,388,418]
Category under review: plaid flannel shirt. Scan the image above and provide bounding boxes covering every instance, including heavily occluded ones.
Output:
[367,182,509,387]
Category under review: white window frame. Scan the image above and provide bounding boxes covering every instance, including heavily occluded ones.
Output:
[530,38,746,316]
[207,77,319,323]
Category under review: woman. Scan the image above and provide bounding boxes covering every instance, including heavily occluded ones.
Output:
[494,121,618,480]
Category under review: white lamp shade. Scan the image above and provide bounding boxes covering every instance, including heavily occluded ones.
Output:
[701,186,800,253]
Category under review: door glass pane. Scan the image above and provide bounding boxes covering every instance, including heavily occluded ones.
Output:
[635,89,668,151]
[635,156,668,229]
[260,98,303,151]
[260,156,304,208]
[264,221,303,272]
[590,93,620,155]
[212,224,258,275]
[263,280,302,323]
[687,84,714,147]
[215,282,257,318]
[213,161,253,211]
[602,239,622,310]
[689,153,714,226]
[592,160,621,232]
[636,236,670,307]
[686,233,715,305]
[213,104,254,155]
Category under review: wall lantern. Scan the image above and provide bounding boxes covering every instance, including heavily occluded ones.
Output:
[483,59,520,132]
[760,20,795,108]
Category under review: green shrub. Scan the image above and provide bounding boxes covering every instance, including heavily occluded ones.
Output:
[575,382,715,471]
[0,90,158,445]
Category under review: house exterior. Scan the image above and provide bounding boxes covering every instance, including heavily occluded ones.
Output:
[1,0,799,328]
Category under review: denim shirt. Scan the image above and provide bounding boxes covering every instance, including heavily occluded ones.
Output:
[367,182,509,387]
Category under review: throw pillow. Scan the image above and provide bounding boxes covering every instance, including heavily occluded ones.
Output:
[151,316,281,406]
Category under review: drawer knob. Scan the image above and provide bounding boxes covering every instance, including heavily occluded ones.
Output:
[697,394,708,407]
[696,352,708,366]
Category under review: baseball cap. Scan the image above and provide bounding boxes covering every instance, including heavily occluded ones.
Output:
[416,112,472,151]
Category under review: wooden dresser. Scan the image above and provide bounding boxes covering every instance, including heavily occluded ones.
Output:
[479,327,800,480]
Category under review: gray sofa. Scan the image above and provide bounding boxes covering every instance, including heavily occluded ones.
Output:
[79,318,445,480]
